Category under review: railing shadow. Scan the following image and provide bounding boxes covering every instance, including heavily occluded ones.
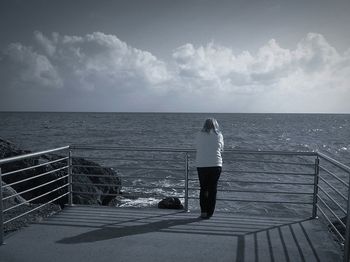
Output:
[34,206,342,261]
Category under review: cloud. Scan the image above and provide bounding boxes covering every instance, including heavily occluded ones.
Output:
[0,31,349,112]
[1,32,170,93]
[170,33,350,112]
[2,42,63,89]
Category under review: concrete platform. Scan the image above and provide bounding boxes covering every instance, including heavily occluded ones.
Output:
[0,205,342,262]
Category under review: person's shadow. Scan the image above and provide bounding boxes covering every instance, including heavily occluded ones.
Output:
[57,216,201,244]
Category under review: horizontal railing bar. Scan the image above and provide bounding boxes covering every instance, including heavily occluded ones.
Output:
[72,164,113,169]
[187,197,312,204]
[72,173,120,179]
[72,164,184,172]
[75,156,180,163]
[112,167,184,172]
[317,204,345,242]
[0,146,69,165]
[319,176,348,201]
[188,187,314,195]
[73,174,184,181]
[71,191,120,197]
[318,152,350,174]
[318,185,347,214]
[3,175,69,200]
[72,182,120,187]
[223,158,314,166]
[189,167,315,174]
[319,165,349,188]
[122,185,185,190]
[3,192,69,225]
[217,170,314,176]
[317,195,346,229]
[117,175,183,181]
[3,183,69,213]
[71,145,317,156]
[1,157,68,177]
[3,166,69,188]
[188,178,314,185]
[71,145,191,152]
[223,150,317,156]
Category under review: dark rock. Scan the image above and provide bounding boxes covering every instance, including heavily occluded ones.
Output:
[1,181,27,209]
[0,138,121,207]
[70,156,121,206]
[158,197,184,209]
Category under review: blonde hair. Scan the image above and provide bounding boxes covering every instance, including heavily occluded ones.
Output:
[201,118,220,134]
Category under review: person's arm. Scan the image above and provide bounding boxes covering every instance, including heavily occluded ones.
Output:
[219,133,224,152]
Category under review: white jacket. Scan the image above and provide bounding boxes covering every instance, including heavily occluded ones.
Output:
[195,131,224,167]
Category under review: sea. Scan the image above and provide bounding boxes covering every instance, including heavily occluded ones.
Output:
[1,112,349,217]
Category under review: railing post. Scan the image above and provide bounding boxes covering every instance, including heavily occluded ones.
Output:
[184,152,189,212]
[312,156,320,218]
[343,175,350,262]
[68,150,73,206]
[0,167,4,245]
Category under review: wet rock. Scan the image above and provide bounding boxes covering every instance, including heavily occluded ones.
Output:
[158,197,184,209]
[0,138,121,207]
[1,181,27,209]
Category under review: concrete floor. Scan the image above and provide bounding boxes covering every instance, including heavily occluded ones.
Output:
[0,205,343,262]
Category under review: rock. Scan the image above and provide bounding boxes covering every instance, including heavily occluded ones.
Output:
[1,180,61,235]
[70,155,121,206]
[158,197,184,209]
[0,138,121,207]
[1,181,28,209]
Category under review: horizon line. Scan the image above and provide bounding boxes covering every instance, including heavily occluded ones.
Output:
[0,110,349,115]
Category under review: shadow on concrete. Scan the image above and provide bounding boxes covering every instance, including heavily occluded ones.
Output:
[33,206,340,261]
[56,216,201,244]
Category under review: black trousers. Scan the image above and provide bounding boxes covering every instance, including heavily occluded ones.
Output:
[197,166,222,217]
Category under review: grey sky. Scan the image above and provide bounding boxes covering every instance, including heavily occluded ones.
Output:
[1,0,350,112]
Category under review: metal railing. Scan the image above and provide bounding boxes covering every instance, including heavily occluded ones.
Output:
[70,145,190,210]
[0,145,349,261]
[316,152,350,262]
[0,146,70,245]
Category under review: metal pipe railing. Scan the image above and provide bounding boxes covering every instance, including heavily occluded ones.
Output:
[0,145,349,261]
[0,168,4,245]
[0,146,70,165]
[0,146,70,245]
[184,152,189,212]
[344,174,350,262]
[318,185,347,214]
[319,165,349,187]
[317,204,345,242]
[319,176,347,201]
[312,157,320,218]
[4,192,70,225]
[1,156,68,177]
[68,150,73,206]
[2,175,69,201]
[3,183,69,213]
[3,165,69,189]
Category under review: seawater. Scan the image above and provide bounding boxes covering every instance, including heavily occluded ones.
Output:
[1,112,350,216]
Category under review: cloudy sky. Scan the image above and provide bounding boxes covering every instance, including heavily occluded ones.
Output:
[1,0,350,113]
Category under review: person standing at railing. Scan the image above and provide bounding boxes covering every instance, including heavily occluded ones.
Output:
[195,118,224,219]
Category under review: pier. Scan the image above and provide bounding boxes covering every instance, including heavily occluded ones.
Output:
[1,146,350,261]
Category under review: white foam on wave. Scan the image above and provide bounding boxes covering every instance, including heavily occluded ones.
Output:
[117,197,159,208]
